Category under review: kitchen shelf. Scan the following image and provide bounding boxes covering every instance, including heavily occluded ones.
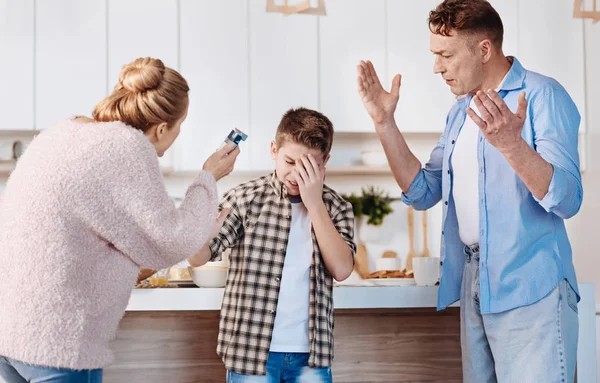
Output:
[161,166,394,178]
[1,163,393,178]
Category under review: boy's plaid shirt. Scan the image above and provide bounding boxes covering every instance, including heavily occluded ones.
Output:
[209,173,356,376]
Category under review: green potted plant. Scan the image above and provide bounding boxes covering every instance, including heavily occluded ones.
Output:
[342,186,399,243]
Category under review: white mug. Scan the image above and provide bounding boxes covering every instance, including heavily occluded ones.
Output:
[413,257,441,286]
[0,141,24,161]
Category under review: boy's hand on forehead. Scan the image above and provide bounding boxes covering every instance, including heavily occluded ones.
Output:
[293,154,325,212]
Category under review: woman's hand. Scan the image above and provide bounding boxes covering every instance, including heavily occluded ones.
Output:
[202,143,240,181]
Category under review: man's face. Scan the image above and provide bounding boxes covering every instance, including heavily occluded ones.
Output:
[270,140,329,196]
[430,30,484,96]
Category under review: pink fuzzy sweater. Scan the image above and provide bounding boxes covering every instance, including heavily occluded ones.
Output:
[0,118,218,370]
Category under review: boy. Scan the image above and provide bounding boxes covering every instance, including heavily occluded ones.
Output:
[192,107,356,382]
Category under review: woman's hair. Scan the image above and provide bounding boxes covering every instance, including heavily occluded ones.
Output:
[92,57,189,132]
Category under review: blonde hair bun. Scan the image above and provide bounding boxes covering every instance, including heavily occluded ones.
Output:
[119,57,165,93]
[93,56,189,132]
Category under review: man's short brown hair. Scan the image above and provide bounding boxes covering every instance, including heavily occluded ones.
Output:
[428,0,504,50]
[275,107,334,156]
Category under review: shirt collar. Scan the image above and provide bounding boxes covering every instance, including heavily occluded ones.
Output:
[269,171,287,199]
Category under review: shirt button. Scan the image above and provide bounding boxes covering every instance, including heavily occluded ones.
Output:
[270,310,276,314]
[440,261,443,266]
[445,201,448,206]
[275,277,280,282]
[442,230,445,235]
[447,170,450,174]
[479,137,483,142]
[451,140,456,144]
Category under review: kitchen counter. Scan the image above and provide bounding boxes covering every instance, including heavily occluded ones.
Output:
[126,285,448,311]
[107,284,596,382]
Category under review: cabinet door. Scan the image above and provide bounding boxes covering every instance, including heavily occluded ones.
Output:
[0,0,34,130]
[177,0,250,172]
[249,1,319,170]
[108,0,179,168]
[386,0,455,133]
[488,0,519,59]
[518,0,586,132]
[36,0,106,130]
[319,0,386,133]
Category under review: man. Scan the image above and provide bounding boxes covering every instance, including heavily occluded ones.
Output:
[357,0,582,382]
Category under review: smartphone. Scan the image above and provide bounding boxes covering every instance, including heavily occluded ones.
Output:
[219,128,248,153]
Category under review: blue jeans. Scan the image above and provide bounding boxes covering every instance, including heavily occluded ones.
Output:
[0,356,102,383]
[227,352,332,383]
[461,245,579,383]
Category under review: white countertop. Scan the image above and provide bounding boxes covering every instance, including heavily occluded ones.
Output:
[126,285,446,311]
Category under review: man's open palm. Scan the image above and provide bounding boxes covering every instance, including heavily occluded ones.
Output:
[357,60,401,124]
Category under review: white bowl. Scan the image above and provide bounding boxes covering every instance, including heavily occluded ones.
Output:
[188,265,228,288]
[360,150,388,167]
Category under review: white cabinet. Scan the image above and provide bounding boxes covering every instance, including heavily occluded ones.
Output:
[107,0,179,81]
[488,0,519,59]
[248,1,319,170]
[319,0,386,133]
[0,0,34,130]
[35,0,106,130]
[386,0,455,133]
[518,0,586,132]
[108,0,179,168]
[177,0,250,172]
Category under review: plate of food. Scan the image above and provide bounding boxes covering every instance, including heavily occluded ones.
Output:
[365,269,416,286]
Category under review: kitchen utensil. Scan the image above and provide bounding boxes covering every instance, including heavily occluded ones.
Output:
[421,210,430,257]
[406,206,417,272]
[354,243,370,279]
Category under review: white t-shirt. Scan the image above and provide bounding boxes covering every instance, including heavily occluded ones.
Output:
[452,75,509,246]
[269,200,313,352]
[451,96,482,246]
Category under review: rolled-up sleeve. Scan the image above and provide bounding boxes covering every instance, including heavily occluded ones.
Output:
[401,132,446,211]
[532,87,583,219]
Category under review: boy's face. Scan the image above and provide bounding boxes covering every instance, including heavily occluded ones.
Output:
[270,140,330,196]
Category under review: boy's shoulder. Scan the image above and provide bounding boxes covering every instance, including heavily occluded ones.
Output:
[322,184,352,213]
[222,173,272,202]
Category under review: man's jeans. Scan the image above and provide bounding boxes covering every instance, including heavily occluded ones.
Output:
[227,352,331,383]
[461,245,579,383]
[0,356,102,383]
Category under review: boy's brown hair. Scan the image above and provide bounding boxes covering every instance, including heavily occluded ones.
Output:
[428,0,504,50]
[275,107,334,156]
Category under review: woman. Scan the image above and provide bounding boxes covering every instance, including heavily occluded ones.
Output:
[0,57,238,382]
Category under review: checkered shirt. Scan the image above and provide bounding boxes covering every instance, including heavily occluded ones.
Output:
[209,172,356,375]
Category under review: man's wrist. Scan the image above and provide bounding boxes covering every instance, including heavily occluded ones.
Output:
[500,138,528,161]
[374,116,397,131]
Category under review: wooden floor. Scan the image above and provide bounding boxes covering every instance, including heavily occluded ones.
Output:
[106,308,462,383]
